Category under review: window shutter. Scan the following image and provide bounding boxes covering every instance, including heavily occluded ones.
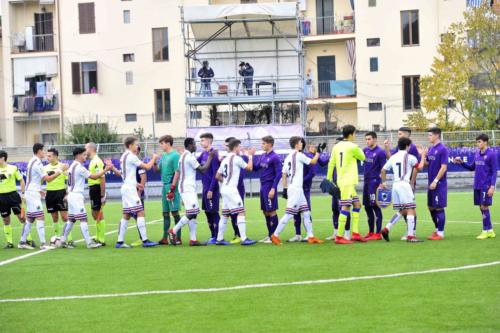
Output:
[72,62,81,94]
[79,3,95,34]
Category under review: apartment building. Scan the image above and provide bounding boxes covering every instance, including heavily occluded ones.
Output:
[0,0,473,146]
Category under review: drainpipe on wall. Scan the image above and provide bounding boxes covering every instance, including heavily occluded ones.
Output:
[56,0,65,143]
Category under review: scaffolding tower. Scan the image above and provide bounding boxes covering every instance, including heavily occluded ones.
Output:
[181,3,305,139]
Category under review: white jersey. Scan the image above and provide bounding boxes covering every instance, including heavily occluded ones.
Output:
[383,150,418,182]
[217,152,247,190]
[26,156,46,192]
[68,161,91,193]
[178,151,200,194]
[120,150,142,187]
[282,151,311,189]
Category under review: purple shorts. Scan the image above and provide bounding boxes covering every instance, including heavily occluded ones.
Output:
[201,188,220,212]
[363,178,380,207]
[474,188,493,206]
[427,184,447,209]
[260,184,278,212]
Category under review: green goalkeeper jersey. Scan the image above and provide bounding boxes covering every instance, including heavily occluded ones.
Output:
[327,140,365,187]
[0,164,22,194]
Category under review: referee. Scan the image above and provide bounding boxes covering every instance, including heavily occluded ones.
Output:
[44,148,72,245]
[85,142,107,246]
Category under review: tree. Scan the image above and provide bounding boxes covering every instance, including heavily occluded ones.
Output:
[65,117,119,144]
[409,3,499,130]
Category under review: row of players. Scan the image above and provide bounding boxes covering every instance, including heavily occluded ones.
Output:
[0,126,496,249]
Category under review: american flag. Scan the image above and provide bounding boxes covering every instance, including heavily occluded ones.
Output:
[467,0,484,7]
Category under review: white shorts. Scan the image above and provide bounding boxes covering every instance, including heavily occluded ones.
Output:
[221,187,244,215]
[181,191,200,215]
[25,190,44,220]
[67,192,87,221]
[392,182,416,210]
[121,185,143,215]
[286,187,309,215]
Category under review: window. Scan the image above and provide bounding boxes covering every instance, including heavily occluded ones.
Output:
[125,113,137,122]
[369,102,383,111]
[78,3,95,34]
[368,0,376,7]
[241,0,257,3]
[370,57,378,72]
[372,124,381,132]
[126,71,133,85]
[152,28,169,61]
[123,10,130,24]
[123,53,135,62]
[71,61,98,94]
[367,38,380,47]
[401,10,419,46]
[41,133,57,145]
[403,76,420,110]
[155,89,171,122]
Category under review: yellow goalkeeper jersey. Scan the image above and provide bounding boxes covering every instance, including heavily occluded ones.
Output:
[327,140,365,187]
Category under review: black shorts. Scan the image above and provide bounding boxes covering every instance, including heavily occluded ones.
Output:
[45,189,68,213]
[0,191,22,218]
[89,185,102,211]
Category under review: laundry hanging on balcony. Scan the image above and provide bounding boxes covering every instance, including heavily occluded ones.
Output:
[346,39,356,81]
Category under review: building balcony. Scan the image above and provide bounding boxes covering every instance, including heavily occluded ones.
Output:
[11,32,56,54]
[13,94,59,116]
[302,15,355,42]
[305,80,356,103]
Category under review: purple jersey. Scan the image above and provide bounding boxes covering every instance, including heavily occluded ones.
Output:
[426,142,448,185]
[363,145,386,180]
[302,152,329,191]
[136,169,145,199]
[391,143,419,162]
[197,148,219,192]
[461,148,497,190]
[238,155,248,195]
[254,150,282,189]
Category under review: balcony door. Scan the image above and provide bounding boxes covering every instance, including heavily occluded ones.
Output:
[34,12,54,51]
[317,56,336,98]
[316,0,333,34]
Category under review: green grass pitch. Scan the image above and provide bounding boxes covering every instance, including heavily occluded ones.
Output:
[0,192,499,333]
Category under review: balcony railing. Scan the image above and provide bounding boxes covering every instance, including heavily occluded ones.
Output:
[13,94,59,114]
[302,15,355,36]
[307,80,356,99]
[11,32,55,53]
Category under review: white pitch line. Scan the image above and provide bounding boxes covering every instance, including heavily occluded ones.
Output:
[0,260,498,303]
[0,219,162,267]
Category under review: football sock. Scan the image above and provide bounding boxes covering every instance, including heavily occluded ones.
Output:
[332,212,339,230]
[302,211,314,238]
[137,217,148,241]
[270,215,278,235]
[338,210,350,237]
[231,214,240,237]
[4,224,13,244]
[352,208,360,234]
[163,214,171,238]
[216,215,228,241]
[95,221,101,241]
[435,210,446,236]
[53,221,60,237]
[36,220,46,244]
[407,215,416,237]
[385,212,402,231]
[365,206,375,233]
[481,209,491,231]
[80,221,92,245]
[430,210,438,231]
[265,215,271,236]
[345,214,351,231]
[99,219,106,242]
[212,212,220,237]
[62,222,74,242]
[118,218,129,243]
[188,219,197,241]
[274,213,293,236]
[293,213,302,235]
[26,231,33,242]
[67,229,73,242]
[374,206,383,233]
[237,215,247,241]
[173,214,181,239]
[173,216,189,234]
[205,212,214,237]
